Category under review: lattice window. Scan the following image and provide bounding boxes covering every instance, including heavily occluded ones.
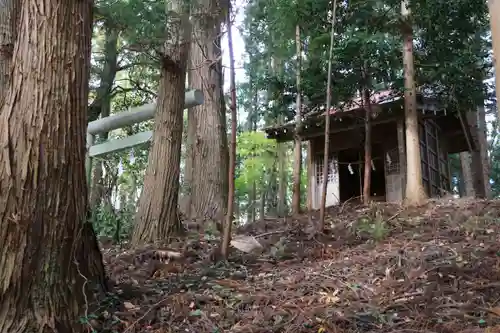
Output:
[315,158,324,185]
[315,155,337,184]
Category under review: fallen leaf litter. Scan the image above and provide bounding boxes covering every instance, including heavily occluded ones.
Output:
[91,198,500,333]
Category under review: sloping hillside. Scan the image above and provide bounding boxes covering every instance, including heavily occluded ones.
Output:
[94,198,500,333]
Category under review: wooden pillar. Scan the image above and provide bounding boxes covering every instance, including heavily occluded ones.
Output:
[489,0,500,121]
[306,140,314,210]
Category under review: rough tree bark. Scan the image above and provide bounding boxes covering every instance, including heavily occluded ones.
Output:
[401,0,427,205]
[291,24,302,214]
[184,0,228,222]
[0,0,15,100]
[0,0,107,331]
[460,152,475,196]
[132,0,191,245]
[471,107,491,198]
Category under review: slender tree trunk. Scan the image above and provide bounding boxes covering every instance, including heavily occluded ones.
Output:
[132,0,191,245]
[90,161,104,207]
[401,0,427,205]
[488,0,500,122]
[89,26,119,208]
[0,0,106,331]
[460,152,475,196]
[362,86,372,204]
[248,182,256,223]
[247,81,257,224]
[319,0,337,229]
[306,141,313,210]
[291,24,302,214]
[221,4,237,258]
[268,55,287,216]
[259,184,266,221]
[267,168,279,215]
[292,24,302,214]
[185,0,228,222]
[277,142,287,215]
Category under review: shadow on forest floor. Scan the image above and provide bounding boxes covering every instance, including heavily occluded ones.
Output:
[92,198,500,333]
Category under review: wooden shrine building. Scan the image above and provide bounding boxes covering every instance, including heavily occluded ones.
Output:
[263,89,479,209]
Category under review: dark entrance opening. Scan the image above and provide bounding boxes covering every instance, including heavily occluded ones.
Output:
[337,144,386,202]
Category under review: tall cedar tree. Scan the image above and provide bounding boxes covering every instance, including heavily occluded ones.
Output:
[184,0,229,223]
[291,24,302,214]
[318,0,337,229]
[0,0,107,331]
[221,1,237,258]
[401,0,427,205]
[132,0,191,244]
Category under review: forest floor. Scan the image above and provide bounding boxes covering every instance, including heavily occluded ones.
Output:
[94,198,500,333]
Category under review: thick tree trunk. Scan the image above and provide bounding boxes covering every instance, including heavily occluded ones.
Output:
[291,24,302,214]
[184,0,228,222]
[132,0,190,245]
[0,0,106,331]
[460,152,475,196]
[401,0,427,205]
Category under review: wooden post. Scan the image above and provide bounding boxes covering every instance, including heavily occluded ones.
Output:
[306,140,314,210]
[489,0,500,121]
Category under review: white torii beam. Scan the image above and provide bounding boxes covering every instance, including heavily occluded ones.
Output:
[87,89,203,135]
[89,131,153,157]
[85,89,204,184]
